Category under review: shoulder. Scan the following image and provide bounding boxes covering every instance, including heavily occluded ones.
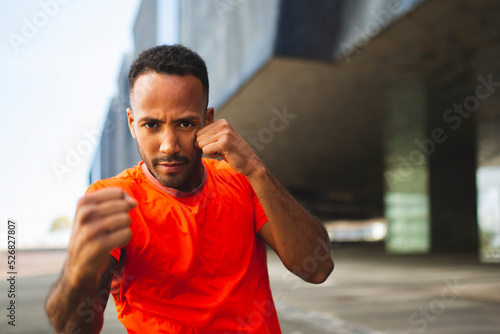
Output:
[203,158,254,194]
[202,157,230,171]
[87,164,143,195]
[203,158,241,179]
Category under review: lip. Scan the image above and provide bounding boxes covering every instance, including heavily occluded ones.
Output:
[157,162,185,174]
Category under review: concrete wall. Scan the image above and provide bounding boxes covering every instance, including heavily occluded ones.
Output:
[90,0,426,181]
[88,0,500,260]
[178,0,280,110]
[273,0,426,61]
[335,0,426,60]
[133,0,157,55]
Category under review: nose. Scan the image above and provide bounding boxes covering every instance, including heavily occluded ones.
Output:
[159,129,180,156]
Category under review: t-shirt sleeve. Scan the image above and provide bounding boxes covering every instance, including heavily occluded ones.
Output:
[253,193,268,233]
[109,248,121,262]
[236,171,267,233]
[85,182,101,194]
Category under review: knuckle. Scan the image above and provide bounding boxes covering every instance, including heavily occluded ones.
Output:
[117,210,130,220]
[110,187,125,197]
[84,206,100,221]
[77,205,93,222]
[100,187,123,201]
[121,199,132,211]
[77,195,91,208]
[220,120,230,129]
[109,212,130,228]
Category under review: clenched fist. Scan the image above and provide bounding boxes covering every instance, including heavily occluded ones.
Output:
[66,188,137,288]
[196,119,265,178]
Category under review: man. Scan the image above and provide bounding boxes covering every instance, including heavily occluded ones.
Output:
[46,45,333,333]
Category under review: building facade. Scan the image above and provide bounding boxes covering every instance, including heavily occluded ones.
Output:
[90,0,500,261]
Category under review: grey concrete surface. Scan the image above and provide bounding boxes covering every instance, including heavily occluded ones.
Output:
[269,243,500,334]
[0,244,499,333]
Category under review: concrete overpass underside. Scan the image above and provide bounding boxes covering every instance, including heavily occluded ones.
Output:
[94,0,500,256]
[215,0,500,254]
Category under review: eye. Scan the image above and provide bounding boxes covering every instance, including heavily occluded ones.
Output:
[179,121,194,128]
[143,122,158,129]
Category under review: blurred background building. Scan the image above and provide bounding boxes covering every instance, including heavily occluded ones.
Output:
[89,0,500,262]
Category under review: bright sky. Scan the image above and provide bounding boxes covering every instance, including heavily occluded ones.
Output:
[0,0,141,248]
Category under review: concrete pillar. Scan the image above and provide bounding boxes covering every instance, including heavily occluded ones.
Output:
[383,78,430,253]
[426,76,478,253]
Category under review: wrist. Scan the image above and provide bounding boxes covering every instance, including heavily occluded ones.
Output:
[244,159,268,183]
[63,263,98,292]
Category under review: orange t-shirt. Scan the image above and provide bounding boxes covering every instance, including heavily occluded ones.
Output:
[86,158,281,333]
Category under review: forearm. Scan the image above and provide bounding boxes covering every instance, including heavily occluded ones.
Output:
[247,163,333,283]
[45,188,133,333]
[46,268,104,334]
[195,120,333,282]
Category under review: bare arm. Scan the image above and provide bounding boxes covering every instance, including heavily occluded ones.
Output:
[196,119,333,283]
[46,256,117,333]
[248,167,333,283]
[45,188,136,333]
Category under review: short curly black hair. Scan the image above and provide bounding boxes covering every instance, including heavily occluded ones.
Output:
[128,44,209,107]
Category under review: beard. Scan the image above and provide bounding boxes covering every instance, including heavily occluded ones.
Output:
[136,141,203,192]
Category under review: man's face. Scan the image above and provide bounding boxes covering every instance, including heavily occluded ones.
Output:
[127,72,213,192]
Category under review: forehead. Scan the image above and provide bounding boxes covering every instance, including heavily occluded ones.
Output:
[130,72,205,112]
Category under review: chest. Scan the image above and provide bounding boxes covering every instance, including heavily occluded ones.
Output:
[125,188,258,283]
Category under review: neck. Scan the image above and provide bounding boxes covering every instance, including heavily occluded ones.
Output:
[141,160,206,198]
[183,159,204,192]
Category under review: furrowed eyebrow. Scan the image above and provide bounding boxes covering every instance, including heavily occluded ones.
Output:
[175,116,201,123]
[136,115,201,124]
[137,117,163,124]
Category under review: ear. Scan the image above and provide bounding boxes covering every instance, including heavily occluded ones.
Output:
[205,107,214,126]
[127,108,136,139]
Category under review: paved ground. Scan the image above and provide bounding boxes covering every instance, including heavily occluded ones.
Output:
[0,243,499,333]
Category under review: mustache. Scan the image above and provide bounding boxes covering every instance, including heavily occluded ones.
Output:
[152,154,189,165]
